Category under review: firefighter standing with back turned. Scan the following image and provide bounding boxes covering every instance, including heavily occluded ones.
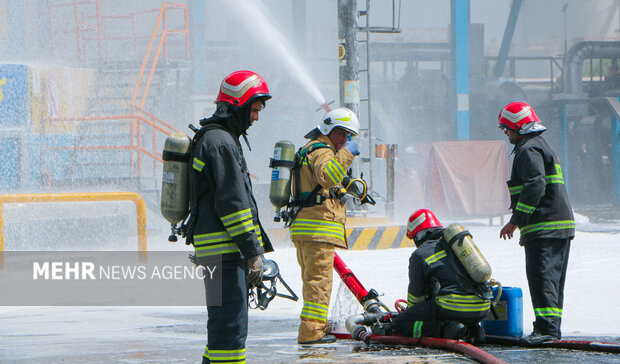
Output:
[189,70,274,364]
[289,108,360,344]
[498,101,574,344]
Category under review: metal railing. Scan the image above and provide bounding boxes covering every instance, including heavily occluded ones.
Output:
[43,2,189,181]
[49,0,189,63]
[0,192,148,268]
[131,2,190,109]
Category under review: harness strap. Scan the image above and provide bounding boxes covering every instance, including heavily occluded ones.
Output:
[285,142,334,226]
[447,230,472,247]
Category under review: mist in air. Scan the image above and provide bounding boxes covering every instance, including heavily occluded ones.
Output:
[1,0,619,228]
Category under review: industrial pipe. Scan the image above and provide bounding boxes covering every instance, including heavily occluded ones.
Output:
[564,41,620,96]
[0,192,148,257]
[345,312,381,341]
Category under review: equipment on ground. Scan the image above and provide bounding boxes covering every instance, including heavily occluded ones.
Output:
[333,252,507,364]
[268,140,296,222]
[482,286,523,338]
[161,132,192,242]
[248,259,298,310]
[443,224,492,283]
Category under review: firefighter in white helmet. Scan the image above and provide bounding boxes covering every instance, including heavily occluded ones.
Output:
[289,107,360,344]
[498,101,574,344]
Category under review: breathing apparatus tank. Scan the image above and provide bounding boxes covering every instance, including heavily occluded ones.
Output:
[268,140,296,222]
[160,132,192,241]
[443,223,492,283]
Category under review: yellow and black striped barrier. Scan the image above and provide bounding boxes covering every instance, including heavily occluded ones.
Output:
[266,224,414,250]
[345,225,413,250]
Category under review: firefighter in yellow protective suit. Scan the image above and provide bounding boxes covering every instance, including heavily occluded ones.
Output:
[289,107,360,344]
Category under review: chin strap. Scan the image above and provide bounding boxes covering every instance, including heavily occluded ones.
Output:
[242,134,252,151]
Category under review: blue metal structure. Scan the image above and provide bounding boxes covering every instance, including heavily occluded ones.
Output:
[561,104,570,195]
[451,0,470,140]
[6,0,25,59]
[614,98,620,205]
[190,0,208,95]
[494,0,522,79]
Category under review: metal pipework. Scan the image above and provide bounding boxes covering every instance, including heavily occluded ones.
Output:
[564,41,620,97]
[345,312,381,342]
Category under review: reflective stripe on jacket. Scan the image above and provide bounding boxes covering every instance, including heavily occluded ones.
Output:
[407,238,490,314]
[189,120,273,261]
[289,135,354,248]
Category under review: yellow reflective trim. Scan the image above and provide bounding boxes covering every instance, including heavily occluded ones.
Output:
[521,220,575,234]
[221,208,252,224]
[193,158,205,172]
[227,219,255,237]
[303,300,328,310]
[424,250,447,265]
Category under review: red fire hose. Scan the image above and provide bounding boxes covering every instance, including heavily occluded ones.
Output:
[332,253,619,358]
[332,252,507,363]
[333,252,368,303]
[486,335,620,353]
[332,332,507,364]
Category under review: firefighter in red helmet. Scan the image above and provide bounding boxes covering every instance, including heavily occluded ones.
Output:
[188,70,273,364]
[498,101,574,344]
[389,209,491,343]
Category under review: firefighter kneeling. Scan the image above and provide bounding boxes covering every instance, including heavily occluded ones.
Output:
[388,209,494,344]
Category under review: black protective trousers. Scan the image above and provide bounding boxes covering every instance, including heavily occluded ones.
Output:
[393,300,488,338]
[202,259,248,364]
[524,238,571,338]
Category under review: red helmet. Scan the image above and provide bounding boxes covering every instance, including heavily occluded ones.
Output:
[216,70,271,108]
[498,102,540,130]
[406,209,442,240]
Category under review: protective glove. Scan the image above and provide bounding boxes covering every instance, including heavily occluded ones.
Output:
[344,140,360,156]
[247,255,264,288]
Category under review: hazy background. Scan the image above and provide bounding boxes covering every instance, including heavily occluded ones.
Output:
[2,0,620,231]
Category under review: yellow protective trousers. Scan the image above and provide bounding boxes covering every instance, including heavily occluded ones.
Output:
[293,240,336,343]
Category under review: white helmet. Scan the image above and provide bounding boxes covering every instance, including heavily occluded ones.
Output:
[318,107,359,136]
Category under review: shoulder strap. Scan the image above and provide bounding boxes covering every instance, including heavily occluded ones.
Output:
[183,122,224,244]
[285,142,334,227]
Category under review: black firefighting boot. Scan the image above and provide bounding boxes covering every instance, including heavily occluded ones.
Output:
[464,323,486,344]
[440,321,468,340]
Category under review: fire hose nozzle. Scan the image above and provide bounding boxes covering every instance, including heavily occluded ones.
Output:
[316,100,335,112]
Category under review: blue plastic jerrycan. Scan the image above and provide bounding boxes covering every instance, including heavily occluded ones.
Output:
[481,286,523,338]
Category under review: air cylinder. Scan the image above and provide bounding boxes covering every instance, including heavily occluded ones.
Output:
[443,223,492,283]
[269,140,296,210]
[161,132,191,225]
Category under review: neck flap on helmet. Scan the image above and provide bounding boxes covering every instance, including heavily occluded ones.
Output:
[208,102,254,150]
[519,121,547,135]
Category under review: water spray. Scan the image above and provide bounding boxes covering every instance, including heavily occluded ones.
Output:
[224,0,327,107]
